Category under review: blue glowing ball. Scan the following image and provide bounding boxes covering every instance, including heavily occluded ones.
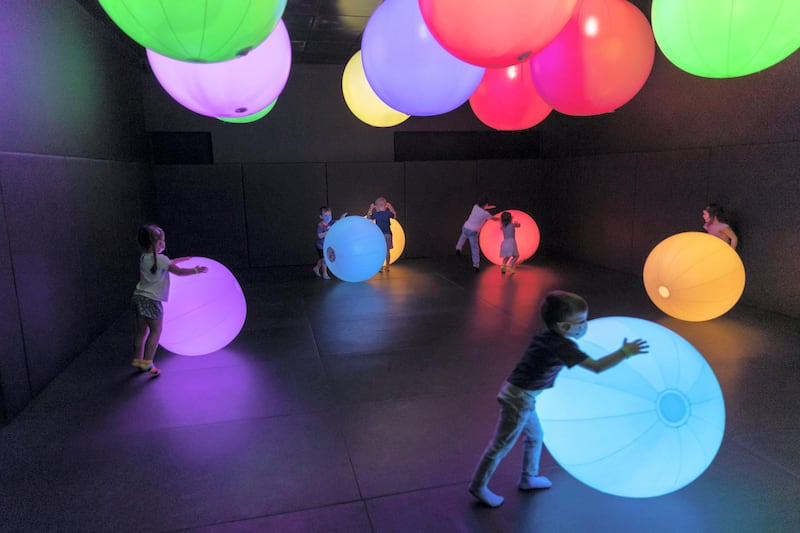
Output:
[538,317,725,498]
[323,216,386,282]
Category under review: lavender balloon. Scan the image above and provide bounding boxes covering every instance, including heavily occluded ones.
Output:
[361,0,485,116]
[147,20,291,119]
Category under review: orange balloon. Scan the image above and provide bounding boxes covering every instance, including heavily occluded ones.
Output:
[643,232,745,321]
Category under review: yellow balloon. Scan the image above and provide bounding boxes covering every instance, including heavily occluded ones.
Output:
[643,232,745,322]
[342,51,410,127]
[388,218,406,264]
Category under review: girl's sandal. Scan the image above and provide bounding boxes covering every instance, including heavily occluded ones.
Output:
[131,359,147,371]
[141,359,161,377]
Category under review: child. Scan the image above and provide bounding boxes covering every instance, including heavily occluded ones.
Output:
[702,203,738,250]
[367,197,397,271]
[314,206,347,280]
[469,290,649,507]
[131,224,207,376]
[456,198,496,272]
[499,211,521,275]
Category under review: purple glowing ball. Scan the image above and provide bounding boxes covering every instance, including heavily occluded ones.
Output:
[361,0,485,116]
[160,257,247,356]
[147,20,291,118]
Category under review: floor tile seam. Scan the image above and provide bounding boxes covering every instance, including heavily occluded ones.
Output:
[726,435,800,481]
[162,499,372,533]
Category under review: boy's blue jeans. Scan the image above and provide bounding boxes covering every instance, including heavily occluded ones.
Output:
[470,382,544,489]
[456,227,481,268]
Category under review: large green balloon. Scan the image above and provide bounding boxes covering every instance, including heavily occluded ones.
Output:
[652,0,800,78]
[98,0,287,63]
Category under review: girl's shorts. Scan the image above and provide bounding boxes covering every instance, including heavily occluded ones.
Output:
[316,246,324,259]
[132,294,163,320]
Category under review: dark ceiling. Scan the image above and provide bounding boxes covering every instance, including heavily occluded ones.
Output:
[75,0,652,67]
[74,0,382,65]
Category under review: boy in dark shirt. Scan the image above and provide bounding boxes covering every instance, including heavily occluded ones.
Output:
[469,290,649,507]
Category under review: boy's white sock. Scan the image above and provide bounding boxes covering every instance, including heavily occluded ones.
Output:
[469,485,504,507]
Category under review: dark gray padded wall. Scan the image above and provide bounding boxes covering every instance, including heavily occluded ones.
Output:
[327,162,405,220]
[404,161,478,258]
[243,163,327,267]
[154,165,248,269]
[708,142,800,318]
[0,173,28,419]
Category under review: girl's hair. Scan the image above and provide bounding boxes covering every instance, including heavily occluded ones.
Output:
[501,211,512,226]
[137,224,162,274]
[541,290,588,329]
[704,203,725,221]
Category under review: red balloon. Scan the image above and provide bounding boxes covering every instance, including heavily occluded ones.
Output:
[479,210,541,266]
[469,63,552,131]
[419,0,577,68]
[530,0,655,116]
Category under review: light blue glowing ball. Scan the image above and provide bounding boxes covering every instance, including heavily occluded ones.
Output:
[323,216,386,282]
[538,317,725,498]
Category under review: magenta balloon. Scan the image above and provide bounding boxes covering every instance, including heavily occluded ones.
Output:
[361,0,485,116]
[147,20,291,118]
[530,0,654,116]
[469,63,552,130]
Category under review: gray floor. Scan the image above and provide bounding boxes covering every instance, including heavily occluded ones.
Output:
[2,256,799,532]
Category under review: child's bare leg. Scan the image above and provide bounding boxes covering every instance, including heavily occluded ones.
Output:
[132,315,149,365]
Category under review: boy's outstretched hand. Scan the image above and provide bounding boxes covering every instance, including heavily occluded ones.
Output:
[621,338,649,357]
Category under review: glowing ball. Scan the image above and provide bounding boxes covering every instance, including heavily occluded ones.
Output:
[530,0,655,116]
[419,0,577,68]
[147,20,291,119]
[388,218,406,265]
[469,63,552,131]
[98,0,286,63]
[342,51,410,127]
[361,0,485,116]
[539,317,725,498]
[217,100,277,124]
[324,216,386,282]
[643,232,746,322]
[478,210,540,266]
[160,257,247,356]
[652,0,800,78]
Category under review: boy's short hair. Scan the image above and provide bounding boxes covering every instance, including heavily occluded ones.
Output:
[320,206,330,215]
[541,290,588,329]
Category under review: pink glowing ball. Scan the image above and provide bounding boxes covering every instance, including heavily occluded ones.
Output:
[479,210,540,266]
[160,257,247,356]
[419,0,577,68]
[147,20,291,119]
[361,0,485,116]
[530,0,655,116]
[469,63,552,131]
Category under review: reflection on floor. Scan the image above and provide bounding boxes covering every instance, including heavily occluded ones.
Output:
[2,257,799,532]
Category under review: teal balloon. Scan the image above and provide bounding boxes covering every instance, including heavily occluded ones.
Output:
[538,317,725,498]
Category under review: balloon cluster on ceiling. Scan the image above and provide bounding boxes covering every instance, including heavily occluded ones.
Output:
[98,0,290,123]
[344,0,800,129]
[98,1,800,128]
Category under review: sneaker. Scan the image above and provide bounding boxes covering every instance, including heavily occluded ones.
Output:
[474,266,480,273]
[455,249,461,257]
[468,485,504,508]
[518,475,552,490]
[501,266,506,275]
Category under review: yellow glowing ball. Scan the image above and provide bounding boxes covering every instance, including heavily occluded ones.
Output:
[342,51,410,127]
[643,232,745,321]
[388,218,406,264]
